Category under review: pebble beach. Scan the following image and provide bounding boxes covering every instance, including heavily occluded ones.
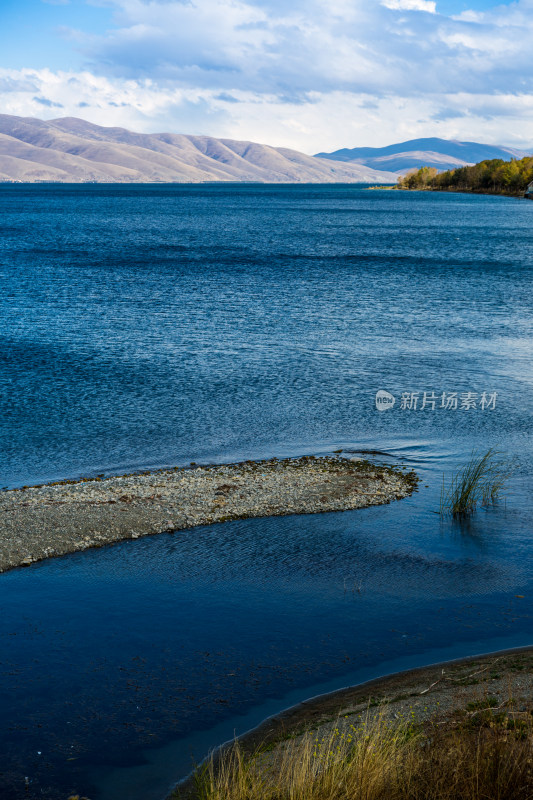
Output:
[0,455,418,574]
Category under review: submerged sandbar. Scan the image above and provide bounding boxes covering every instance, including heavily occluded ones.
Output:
[0,455,418,573]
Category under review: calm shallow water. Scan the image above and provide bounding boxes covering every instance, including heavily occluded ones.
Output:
[0,185,532,799]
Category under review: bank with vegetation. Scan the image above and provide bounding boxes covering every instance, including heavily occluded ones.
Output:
[397,156,533,196]
[177,649,533,800]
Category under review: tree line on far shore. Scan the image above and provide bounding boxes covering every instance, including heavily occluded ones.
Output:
[397,156,533,195]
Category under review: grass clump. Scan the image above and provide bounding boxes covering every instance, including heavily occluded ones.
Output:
[440,448,511,517]
[466,696,499,711]
[182,709,533,800]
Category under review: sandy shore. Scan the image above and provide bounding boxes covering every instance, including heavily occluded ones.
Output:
[0,455,417,573]
[173,646,533,798]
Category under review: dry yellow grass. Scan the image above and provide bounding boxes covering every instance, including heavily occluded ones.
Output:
[185,707,533,800]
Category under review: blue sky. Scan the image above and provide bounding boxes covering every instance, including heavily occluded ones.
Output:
[0,1,114,71]
[1,0,532,152]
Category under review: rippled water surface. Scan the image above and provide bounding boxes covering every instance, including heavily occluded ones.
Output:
[0,185,532,799]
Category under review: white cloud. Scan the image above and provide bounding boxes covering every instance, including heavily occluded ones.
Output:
[67,0,533,99]
[381,0,436,13]
[3,0,533,151]
[2,66,533,153]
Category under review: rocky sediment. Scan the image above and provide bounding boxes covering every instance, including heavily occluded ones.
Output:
[0,455,418,573]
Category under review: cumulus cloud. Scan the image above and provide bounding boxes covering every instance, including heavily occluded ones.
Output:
[33,96,64,107]
[2,66,533,153]
[3,0,533,151]
[381,0,436,13]
[66,0,533,99]
[0,76,39,93]
[0,67,231,135]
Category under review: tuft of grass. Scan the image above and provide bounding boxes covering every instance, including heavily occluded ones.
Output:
[466,696,499,711]
[181,708,533,800]
[440,448,511,517]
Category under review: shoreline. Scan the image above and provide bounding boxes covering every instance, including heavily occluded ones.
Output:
[367,186,525,198]
[173,644,533,798]
[395,186,524,198]
[0,454,417,574]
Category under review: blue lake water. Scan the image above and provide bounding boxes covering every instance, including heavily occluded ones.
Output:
[0,185,532,799]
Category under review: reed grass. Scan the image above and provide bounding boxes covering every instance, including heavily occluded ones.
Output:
[440,448,511,516]
[185,707,533,800]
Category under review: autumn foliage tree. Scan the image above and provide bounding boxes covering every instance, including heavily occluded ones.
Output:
[397,156,533,195]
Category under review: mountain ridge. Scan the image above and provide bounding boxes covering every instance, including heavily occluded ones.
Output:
[0,115,398,184]
[315,137,532,174]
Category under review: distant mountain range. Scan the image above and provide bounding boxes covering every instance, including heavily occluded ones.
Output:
[0,115,398,184]
[1,119,528,183]
[316,138,532,174]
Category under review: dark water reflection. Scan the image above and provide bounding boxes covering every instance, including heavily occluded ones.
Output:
[1,449,532,799]
[0,186,532,798]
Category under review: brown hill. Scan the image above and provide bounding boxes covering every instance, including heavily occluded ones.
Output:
[0,115,397,184]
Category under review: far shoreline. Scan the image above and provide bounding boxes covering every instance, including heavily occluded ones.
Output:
[395,186,526,198]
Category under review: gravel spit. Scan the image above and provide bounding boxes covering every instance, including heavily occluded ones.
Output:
[0,455,418,573]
